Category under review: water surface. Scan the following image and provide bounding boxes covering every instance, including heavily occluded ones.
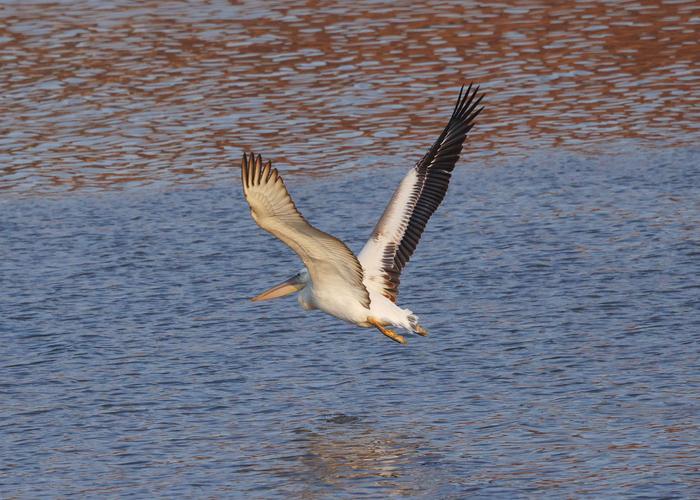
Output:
[2,0,700,497]
[3,147,700,497]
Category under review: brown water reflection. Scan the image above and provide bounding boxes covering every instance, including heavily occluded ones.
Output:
[1,0,698,194]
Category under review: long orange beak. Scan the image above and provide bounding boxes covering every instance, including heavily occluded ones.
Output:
[251,274,305,301]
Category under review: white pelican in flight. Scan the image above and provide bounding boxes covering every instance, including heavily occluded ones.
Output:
[241,84,484,344]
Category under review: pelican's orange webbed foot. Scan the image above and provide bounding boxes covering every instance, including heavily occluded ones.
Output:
[368,317,407,345]
[414,324,428,337]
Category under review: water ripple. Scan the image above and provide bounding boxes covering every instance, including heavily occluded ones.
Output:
[1,1,699,194]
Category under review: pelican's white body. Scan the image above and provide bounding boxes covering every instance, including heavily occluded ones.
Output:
[295,167,423,333]
[297,268,418,331]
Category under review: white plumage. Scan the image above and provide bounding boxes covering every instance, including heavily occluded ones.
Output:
[241,84,484,344]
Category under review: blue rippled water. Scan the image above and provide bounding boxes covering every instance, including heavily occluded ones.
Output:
[2,145,699,497]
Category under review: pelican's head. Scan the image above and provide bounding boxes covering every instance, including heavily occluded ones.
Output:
[250,270,308,301]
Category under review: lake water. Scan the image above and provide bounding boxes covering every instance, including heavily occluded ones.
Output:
[2,1,700,498]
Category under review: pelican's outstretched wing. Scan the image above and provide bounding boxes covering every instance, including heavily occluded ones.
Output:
[358,84,484,302]
[241,152,370,308]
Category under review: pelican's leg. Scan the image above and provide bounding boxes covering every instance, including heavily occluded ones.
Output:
[368,317,406,345]
[414,324,428,337]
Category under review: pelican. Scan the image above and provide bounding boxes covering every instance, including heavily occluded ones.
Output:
[241,83,484,344]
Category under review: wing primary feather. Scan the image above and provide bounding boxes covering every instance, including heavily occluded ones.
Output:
[253,153,258,185]
[450,83,467,120]
[241,153,247,188]
[259,156,264,182]
[263,160,273,182]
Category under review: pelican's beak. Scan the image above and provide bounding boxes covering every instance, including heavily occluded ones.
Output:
[251,274,305,302]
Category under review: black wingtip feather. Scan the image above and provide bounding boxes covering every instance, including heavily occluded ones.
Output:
[241,152,247,188]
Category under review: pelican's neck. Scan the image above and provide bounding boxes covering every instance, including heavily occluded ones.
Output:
[295,270,314,310]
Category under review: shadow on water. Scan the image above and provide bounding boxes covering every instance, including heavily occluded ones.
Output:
[273,412,485,499]
[301,430,411,484]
